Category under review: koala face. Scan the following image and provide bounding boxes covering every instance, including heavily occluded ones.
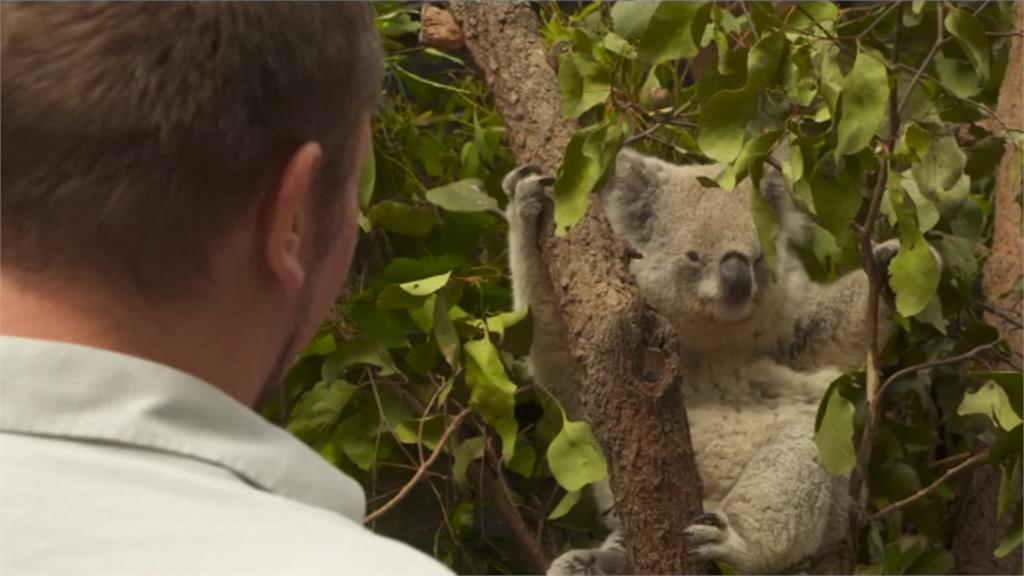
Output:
[601,149,799,350]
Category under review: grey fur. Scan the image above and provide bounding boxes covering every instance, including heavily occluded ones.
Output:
[504,150,904,574]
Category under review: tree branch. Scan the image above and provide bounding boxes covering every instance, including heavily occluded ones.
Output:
[363,408,471,524]
[448,3,707,573]
[870,448,992,521]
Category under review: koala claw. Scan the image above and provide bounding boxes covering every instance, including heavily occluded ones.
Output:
[504,166,555,222]
[683,511,751,569]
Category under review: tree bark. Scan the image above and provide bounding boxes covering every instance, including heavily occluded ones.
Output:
[448,3,707,574]
[954,4,1024,573]
[981,1,1023,370]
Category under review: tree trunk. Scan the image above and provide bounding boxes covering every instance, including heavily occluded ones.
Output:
[981,1,1023,370]
[954,4,1024,573]
[448,3,707,574]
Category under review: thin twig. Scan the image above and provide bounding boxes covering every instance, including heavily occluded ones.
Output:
[979,301,1024,329]
[482,439,550,572]
[850,2,903,534]
[893,62,1012,132]
[898,2,944,114]
[876,341,1002,401]
[363,407,472,524]
[870,449,991,520]
[739,1,758,40]
[794,2,857,58]
[856,1,901,42]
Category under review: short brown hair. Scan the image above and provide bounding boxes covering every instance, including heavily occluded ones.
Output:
[1,2,382,298]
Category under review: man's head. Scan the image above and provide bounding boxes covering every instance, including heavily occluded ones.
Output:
[1,3,382,404]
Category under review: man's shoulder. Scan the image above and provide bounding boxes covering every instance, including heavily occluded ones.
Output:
[1,432,453,575]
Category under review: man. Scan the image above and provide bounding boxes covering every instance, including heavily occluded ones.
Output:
[0,3,451,573]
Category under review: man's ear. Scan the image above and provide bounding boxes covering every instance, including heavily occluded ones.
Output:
[262,142,323,293]
[600,148,671,249]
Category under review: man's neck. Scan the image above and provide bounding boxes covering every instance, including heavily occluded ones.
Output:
[0,272,264,406]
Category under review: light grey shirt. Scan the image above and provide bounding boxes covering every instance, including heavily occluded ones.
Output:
[0,336,452,575]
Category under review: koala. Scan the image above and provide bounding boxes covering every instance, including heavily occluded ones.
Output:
[503,149,904,575]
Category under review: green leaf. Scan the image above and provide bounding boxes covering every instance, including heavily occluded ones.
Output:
[958,381,1024,431]
[911,133,969,216]
[814,388,856,475]
[548,489,583,520]
[332,406,377,470]
[547,419,607,492]
[610,1,659,40]
[698,90,756,163]
[809,155,863,240]
[785,1,838,33]
[408,294,436,333]
[357,144,376,210]
[287,379,357,442]
[698,32,785,163]
[400,271,452,296]
[945,7,990,82]
[637,1,705,64]
[321,339,396,380]
[554,121,623,233]
[453,436,485,483]
[888,186,940,317]
[601,31,637,59]
[508,444,537,477]
[935,52,982,99]
[298,333,337,360]
[786,44,818,107]
[570,53,611,118]
[835,49,889,157]
[425,179,500,214]
[750,160,784,269]
[433,291,460,368]
[367,201,437,236]
[998,458,1021,518]
[377,284,426,310]
[995,506,1022,558]
[717,128,781,189]
[463,338,517,426]
[494,416,518,464]
[904,549,953,575]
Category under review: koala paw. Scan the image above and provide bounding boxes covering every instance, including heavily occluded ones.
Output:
[872,238,901,267]
[683,511,750,568]
[547,532,626,576]
[503,164,555,221]
[547,550,607,576]
[873,238,944,285]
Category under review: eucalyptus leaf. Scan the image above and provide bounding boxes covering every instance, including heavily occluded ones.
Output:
[548,489,583,520]
[814,388,856,475]
[835,49,888,158]
[945,7,990,82]
[425,179,500,213]
[547,419,607,492]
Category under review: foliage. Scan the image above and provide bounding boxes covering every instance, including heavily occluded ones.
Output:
[271,2,1023,574]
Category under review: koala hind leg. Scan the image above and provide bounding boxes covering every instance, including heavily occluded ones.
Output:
[684,420,850,574]
[503,166,584,418]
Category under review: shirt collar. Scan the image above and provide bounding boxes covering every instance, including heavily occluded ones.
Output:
[0,335,366,521]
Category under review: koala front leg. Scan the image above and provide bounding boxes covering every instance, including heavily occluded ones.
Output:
[503,166,585,419]
[685,419,850,574]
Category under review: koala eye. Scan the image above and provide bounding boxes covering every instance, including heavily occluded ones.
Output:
[686,251,702,264]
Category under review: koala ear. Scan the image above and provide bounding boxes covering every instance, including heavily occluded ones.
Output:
[600,148,671,248]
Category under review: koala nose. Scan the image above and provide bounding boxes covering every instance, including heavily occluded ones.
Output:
[719,252,752,303]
